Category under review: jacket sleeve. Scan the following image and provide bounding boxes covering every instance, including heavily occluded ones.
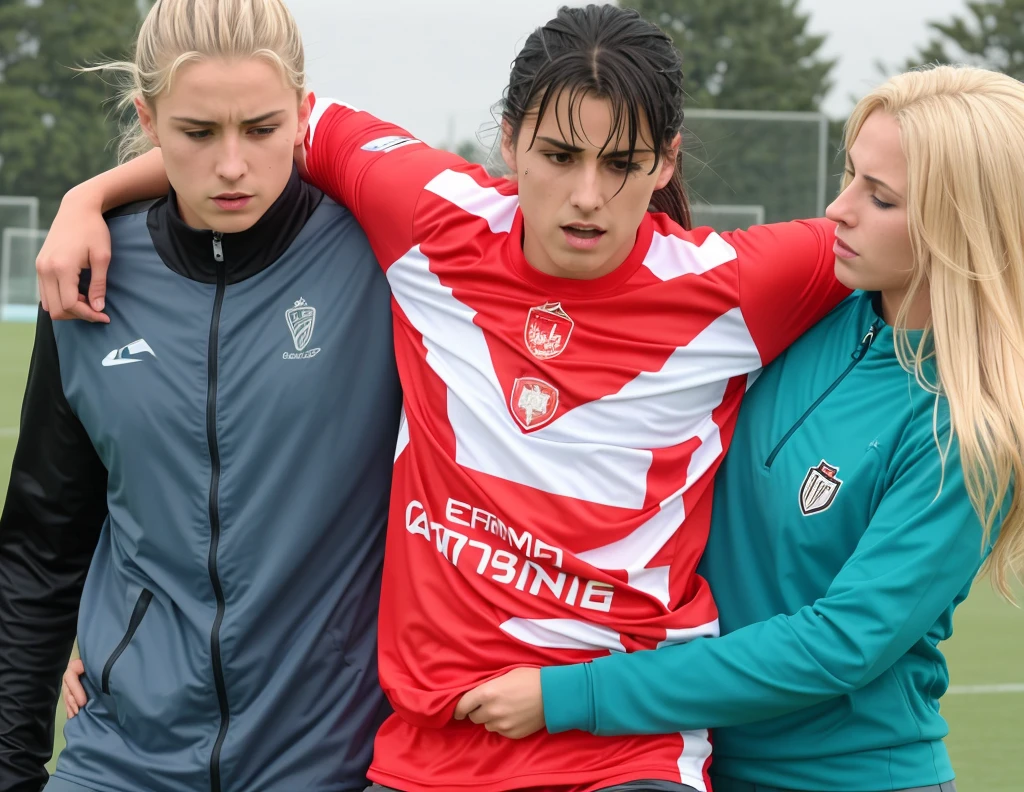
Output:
[0,308,108,791]
[727,218,851,367]
[541,416,991,736]
[303,96,466,267]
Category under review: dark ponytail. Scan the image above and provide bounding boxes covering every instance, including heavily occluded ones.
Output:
[500,4,691,229]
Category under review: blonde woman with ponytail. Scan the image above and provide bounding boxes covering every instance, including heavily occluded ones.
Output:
[0,1,401,790]
[463,65,1023,792]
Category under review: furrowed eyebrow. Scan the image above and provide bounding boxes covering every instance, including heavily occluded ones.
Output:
[537,136,655,159]
[171,110,285,126]
[536,136,584,153]
[602,148,656,159]
[846,154,900,195]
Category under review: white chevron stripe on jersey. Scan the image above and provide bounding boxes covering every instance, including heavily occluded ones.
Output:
[387,253,759,509]
[425,170,518,235]
[574,409,725,601]
[644,229,737,281]
[677,729,712,792]
[530,308,758,450]
[499,617,626,653]
[625,565,671,606]
[578,494,685,572]
[388,246,655,509]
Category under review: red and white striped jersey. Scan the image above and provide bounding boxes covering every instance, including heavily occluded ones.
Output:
[305,98,848,792]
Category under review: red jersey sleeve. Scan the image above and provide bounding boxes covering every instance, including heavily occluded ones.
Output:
[724,218,850,366]
[304,95,464,266]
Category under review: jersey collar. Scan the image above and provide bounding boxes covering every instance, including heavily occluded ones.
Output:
[145,166,324,285]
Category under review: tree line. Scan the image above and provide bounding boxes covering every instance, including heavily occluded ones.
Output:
[0,0,1017,226]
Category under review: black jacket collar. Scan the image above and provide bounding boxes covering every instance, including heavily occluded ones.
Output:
[146,167,323,285]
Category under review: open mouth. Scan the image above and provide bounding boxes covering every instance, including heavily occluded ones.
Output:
[561,225,606,251]
[562,225,606,240]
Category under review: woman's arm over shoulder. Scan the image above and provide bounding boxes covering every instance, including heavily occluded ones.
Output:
[303,96,471,266]
[723,219,851,366]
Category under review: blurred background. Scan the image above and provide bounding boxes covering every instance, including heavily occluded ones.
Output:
[1,0,1021,787]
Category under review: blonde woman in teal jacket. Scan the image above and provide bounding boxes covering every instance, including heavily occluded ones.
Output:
[456,65,1024,792]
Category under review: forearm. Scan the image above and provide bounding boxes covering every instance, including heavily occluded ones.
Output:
[65,148,169,213]
[542,615,842,735]
[543,447,988,737]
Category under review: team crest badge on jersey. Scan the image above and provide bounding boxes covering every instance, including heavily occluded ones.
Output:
[799,460,843,516]
[286,298,316,351]
[511,377,559,431]
[283,297,321,360]
[525,302,574,360]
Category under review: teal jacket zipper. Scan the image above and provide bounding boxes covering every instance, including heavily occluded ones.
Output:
[764,318,883,471]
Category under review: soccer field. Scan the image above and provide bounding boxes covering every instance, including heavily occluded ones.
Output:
[0,320,1021,788]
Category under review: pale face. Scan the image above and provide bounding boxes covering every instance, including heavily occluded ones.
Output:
[501,92,678,280]
[826,110,920,322]
[136,57,311,233]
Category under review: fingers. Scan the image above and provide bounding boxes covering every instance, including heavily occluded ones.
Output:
[56,269,83,318]
[37,262,68,320]
[87,246,111,313]
[67,295,110,324]
[452,689,480,721]
[62,658,88,718]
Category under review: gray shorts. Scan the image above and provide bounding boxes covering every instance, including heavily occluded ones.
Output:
[364,782,698,792]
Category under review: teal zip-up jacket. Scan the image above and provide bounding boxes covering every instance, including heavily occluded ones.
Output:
[542,291,993,792]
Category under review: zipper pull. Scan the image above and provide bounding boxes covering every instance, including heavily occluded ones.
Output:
[212,232,224,263]
[852,319,883,361]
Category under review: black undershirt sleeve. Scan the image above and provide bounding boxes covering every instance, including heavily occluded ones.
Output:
[0,308,108,792]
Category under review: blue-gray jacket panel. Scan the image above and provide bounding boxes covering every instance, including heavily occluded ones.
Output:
[37,194,400,792]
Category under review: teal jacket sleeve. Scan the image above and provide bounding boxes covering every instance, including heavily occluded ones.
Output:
[542,423,992,736]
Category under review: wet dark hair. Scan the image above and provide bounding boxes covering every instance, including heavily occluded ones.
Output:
[501,4,690,229]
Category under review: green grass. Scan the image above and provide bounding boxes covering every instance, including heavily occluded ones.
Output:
[1,320,1021,788]
[0,322,33,500]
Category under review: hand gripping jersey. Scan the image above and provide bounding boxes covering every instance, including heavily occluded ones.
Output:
[305,98,849,792]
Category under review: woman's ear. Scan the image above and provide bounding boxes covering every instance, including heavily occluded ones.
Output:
[500,120,518,180]
[295,91,313,148]
[134,97,161,148]
[655,132,681,191]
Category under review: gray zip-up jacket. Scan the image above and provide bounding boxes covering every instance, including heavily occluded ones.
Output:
[0,171,401,792]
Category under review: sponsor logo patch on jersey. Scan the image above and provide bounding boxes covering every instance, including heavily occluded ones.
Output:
[101,339,156,367]
[525,302,574,360]
[799,460,842,516]
[511,377,559,431]
[361,136,422,153]
[284,297,321,360]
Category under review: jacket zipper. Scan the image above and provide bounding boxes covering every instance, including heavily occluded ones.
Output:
[206,231,230,792]
[764,318,883,471]
[100,588,153,694]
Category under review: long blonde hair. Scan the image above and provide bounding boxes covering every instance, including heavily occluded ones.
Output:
[85,0,305,162]
[842,65,1024,599]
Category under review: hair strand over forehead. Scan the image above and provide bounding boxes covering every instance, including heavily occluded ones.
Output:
[501,4,691,228]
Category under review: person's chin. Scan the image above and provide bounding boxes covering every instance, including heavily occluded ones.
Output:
[210,206,262,234]
[833,256,867,291]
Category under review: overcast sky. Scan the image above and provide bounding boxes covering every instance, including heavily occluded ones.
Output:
[289,0,969,147]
